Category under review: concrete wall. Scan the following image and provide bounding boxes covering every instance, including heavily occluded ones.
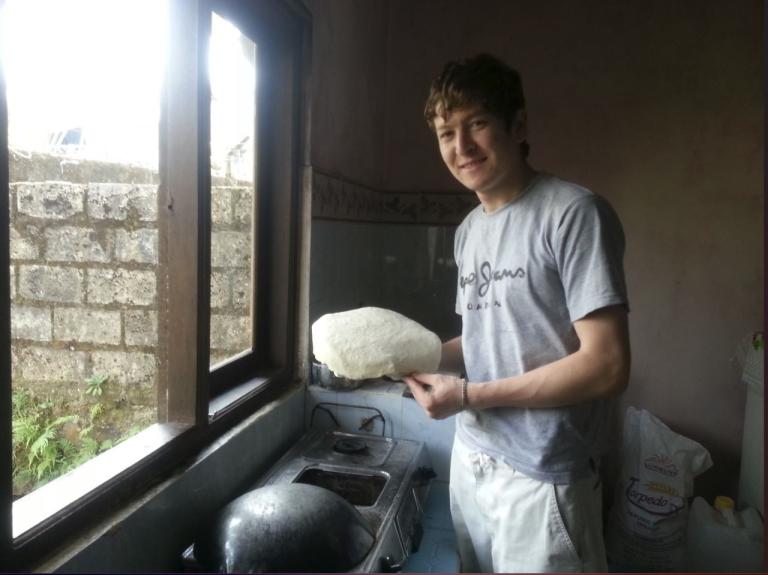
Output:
[10,154,255,426]
[304,0,390,188]
[307,0,763,498]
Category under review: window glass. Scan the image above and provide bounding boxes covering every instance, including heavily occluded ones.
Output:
[2,0,167,500]
[208,12,256,369]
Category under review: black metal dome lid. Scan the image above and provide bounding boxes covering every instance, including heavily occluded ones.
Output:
[193,483,375,573]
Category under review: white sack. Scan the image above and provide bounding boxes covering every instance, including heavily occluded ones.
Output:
[311,307,441,380]
[606,406,713,572]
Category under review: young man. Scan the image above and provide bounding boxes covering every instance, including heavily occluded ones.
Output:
[403,54,631,573]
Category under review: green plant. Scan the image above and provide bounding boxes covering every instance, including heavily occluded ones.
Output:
[12,390,77,487]
[12,376,147,498]
[85,373,109,397]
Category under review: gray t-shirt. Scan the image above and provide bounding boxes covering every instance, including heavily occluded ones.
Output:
[454,172,628,484]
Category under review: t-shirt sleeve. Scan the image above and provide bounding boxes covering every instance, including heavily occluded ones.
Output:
[554,194,629,322]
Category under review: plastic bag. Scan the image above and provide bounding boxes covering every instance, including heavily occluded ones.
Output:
[606,406,713,572]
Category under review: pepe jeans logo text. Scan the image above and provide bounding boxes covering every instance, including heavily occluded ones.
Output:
[461,261,525,310]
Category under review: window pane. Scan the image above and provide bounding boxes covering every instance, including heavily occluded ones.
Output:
[2,0,167,501]
[209,13,256,369]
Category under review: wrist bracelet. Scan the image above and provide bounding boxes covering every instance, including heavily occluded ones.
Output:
[460,378,469,410]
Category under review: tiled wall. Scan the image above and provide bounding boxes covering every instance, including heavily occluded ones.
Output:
[309,171,472,343]
[310,220,460,341]
[310,219,385,322]
[306,381,455,480]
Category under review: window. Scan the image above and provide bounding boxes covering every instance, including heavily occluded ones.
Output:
[4,0,167,505]
[0,0,309,568]
[208,12,257,370]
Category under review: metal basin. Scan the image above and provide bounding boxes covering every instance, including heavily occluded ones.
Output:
[294,467,388,507]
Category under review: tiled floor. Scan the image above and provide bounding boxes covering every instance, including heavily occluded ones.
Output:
[403,480,459,573]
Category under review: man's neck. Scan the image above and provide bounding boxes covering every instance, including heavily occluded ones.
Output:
[477,164,539,213]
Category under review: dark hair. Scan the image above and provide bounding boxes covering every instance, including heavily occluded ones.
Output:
[424,53,529,158]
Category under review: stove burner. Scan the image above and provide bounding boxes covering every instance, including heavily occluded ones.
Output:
[333,438,368,454]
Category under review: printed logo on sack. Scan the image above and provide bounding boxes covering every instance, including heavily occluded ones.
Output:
[643,454,678,477]
[625,477,684,516]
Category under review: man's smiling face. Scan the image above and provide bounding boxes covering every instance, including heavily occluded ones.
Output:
[433,104,526,197]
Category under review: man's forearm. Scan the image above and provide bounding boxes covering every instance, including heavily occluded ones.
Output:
[468,306,630,409]
[467,345,630,409]
[439,336,464,374]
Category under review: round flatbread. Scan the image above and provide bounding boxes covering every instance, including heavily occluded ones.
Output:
[311,307,441,380]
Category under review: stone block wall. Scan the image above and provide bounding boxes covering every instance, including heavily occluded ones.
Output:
[9,153,254,409]
[209,185,254,366]
[10,180,159,407]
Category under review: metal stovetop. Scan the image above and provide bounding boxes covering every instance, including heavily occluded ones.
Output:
[182,429,433,572]
[256,430,427,541]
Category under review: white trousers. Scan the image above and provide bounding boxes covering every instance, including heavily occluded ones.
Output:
[449,434,609,573]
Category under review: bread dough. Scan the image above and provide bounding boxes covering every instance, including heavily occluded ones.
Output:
[312,307,441,380]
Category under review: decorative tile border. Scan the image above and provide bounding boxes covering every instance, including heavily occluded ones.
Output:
[312,170,477,226]
[311,171,382,222]
[380,191,478,225]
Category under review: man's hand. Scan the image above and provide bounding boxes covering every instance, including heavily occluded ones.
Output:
[403,373,464,419]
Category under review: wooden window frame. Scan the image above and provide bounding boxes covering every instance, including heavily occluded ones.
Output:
[0,0,310,569]
[205,0,305,404]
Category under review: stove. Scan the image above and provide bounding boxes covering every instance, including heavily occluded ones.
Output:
[182,429,435,572]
